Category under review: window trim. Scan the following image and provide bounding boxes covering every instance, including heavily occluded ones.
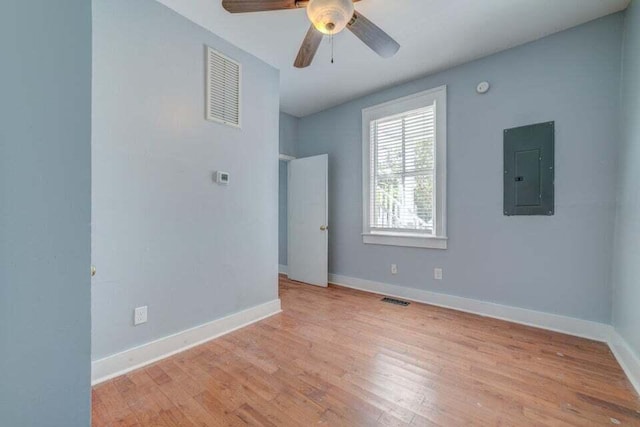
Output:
[362,85,447,249]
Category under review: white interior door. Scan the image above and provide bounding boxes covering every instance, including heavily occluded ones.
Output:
[288,154,328,287]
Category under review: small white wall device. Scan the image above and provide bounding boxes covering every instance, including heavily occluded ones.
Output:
[214,171,230,185]
[476,81,490,94]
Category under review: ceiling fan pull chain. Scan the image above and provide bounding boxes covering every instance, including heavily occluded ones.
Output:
[331,32,334,64]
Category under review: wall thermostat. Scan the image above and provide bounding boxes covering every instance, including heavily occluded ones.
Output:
[476,81,490,94]
[214,171,230,185]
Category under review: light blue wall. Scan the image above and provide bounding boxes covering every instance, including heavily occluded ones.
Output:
[612,0,640,357]
[280,112,299,157]
[279,112,299,266]
[92,0,280,359]
[0,1,92,425]
[297,14,623,322]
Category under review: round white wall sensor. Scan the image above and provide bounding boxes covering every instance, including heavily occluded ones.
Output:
[476,81,490,94]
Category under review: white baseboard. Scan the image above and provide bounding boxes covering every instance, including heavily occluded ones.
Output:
[328,274,612,342]
[91,299,282,385]
[608,331,640,394]
[328,273,640,395]
[278,264,288,275]
[91,271,640,396]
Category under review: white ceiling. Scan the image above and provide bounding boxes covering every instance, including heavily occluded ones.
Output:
[156,0,629,117]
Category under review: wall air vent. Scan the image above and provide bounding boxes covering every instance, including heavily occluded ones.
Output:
[206,46,241,127]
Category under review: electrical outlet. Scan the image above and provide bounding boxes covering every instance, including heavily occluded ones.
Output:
[434,268,443,280]
[391,264,398,275]
[134,306,148,325]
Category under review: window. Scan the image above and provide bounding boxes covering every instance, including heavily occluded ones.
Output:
[206,46,241,127]
[362,86,447,249]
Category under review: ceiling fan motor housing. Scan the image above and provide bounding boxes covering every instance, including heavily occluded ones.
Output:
[307,0,355,34]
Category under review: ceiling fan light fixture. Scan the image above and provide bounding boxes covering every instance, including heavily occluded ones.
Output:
[306,0,354,35]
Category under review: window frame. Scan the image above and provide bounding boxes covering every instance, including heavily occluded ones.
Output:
[362,85,447,249]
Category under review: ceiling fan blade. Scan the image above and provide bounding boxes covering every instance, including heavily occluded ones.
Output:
[347,11,400,58]
[294,25,323,68]
[222,0,298,13]
[222,0,361,14]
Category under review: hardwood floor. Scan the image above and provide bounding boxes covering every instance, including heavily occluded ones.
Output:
[92,275,640,426]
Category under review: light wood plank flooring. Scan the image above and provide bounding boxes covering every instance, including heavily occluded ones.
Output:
[92,275,640,426]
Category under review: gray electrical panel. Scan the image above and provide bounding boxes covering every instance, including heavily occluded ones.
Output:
[503,121,554,216]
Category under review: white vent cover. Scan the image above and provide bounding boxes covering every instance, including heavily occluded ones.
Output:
[206,47,241,127]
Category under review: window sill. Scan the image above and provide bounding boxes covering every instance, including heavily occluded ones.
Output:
[362,233,448,249]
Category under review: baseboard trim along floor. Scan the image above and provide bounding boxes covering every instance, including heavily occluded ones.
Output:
[325,273,640,395]
[92,268,640,396]
[608,330,640,395]
[328,274,611,341]
[91,299,282,385]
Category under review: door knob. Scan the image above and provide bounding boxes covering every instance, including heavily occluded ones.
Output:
[320,225,328,231]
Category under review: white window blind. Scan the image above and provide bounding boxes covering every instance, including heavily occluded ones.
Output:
[206,47,241,127]
[362,85,447,249]
[370,104,436,235]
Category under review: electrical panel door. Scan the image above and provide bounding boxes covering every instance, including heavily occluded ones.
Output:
[503,122,554,216]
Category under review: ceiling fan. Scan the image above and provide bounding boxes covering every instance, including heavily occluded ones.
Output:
[221,0,400,68]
